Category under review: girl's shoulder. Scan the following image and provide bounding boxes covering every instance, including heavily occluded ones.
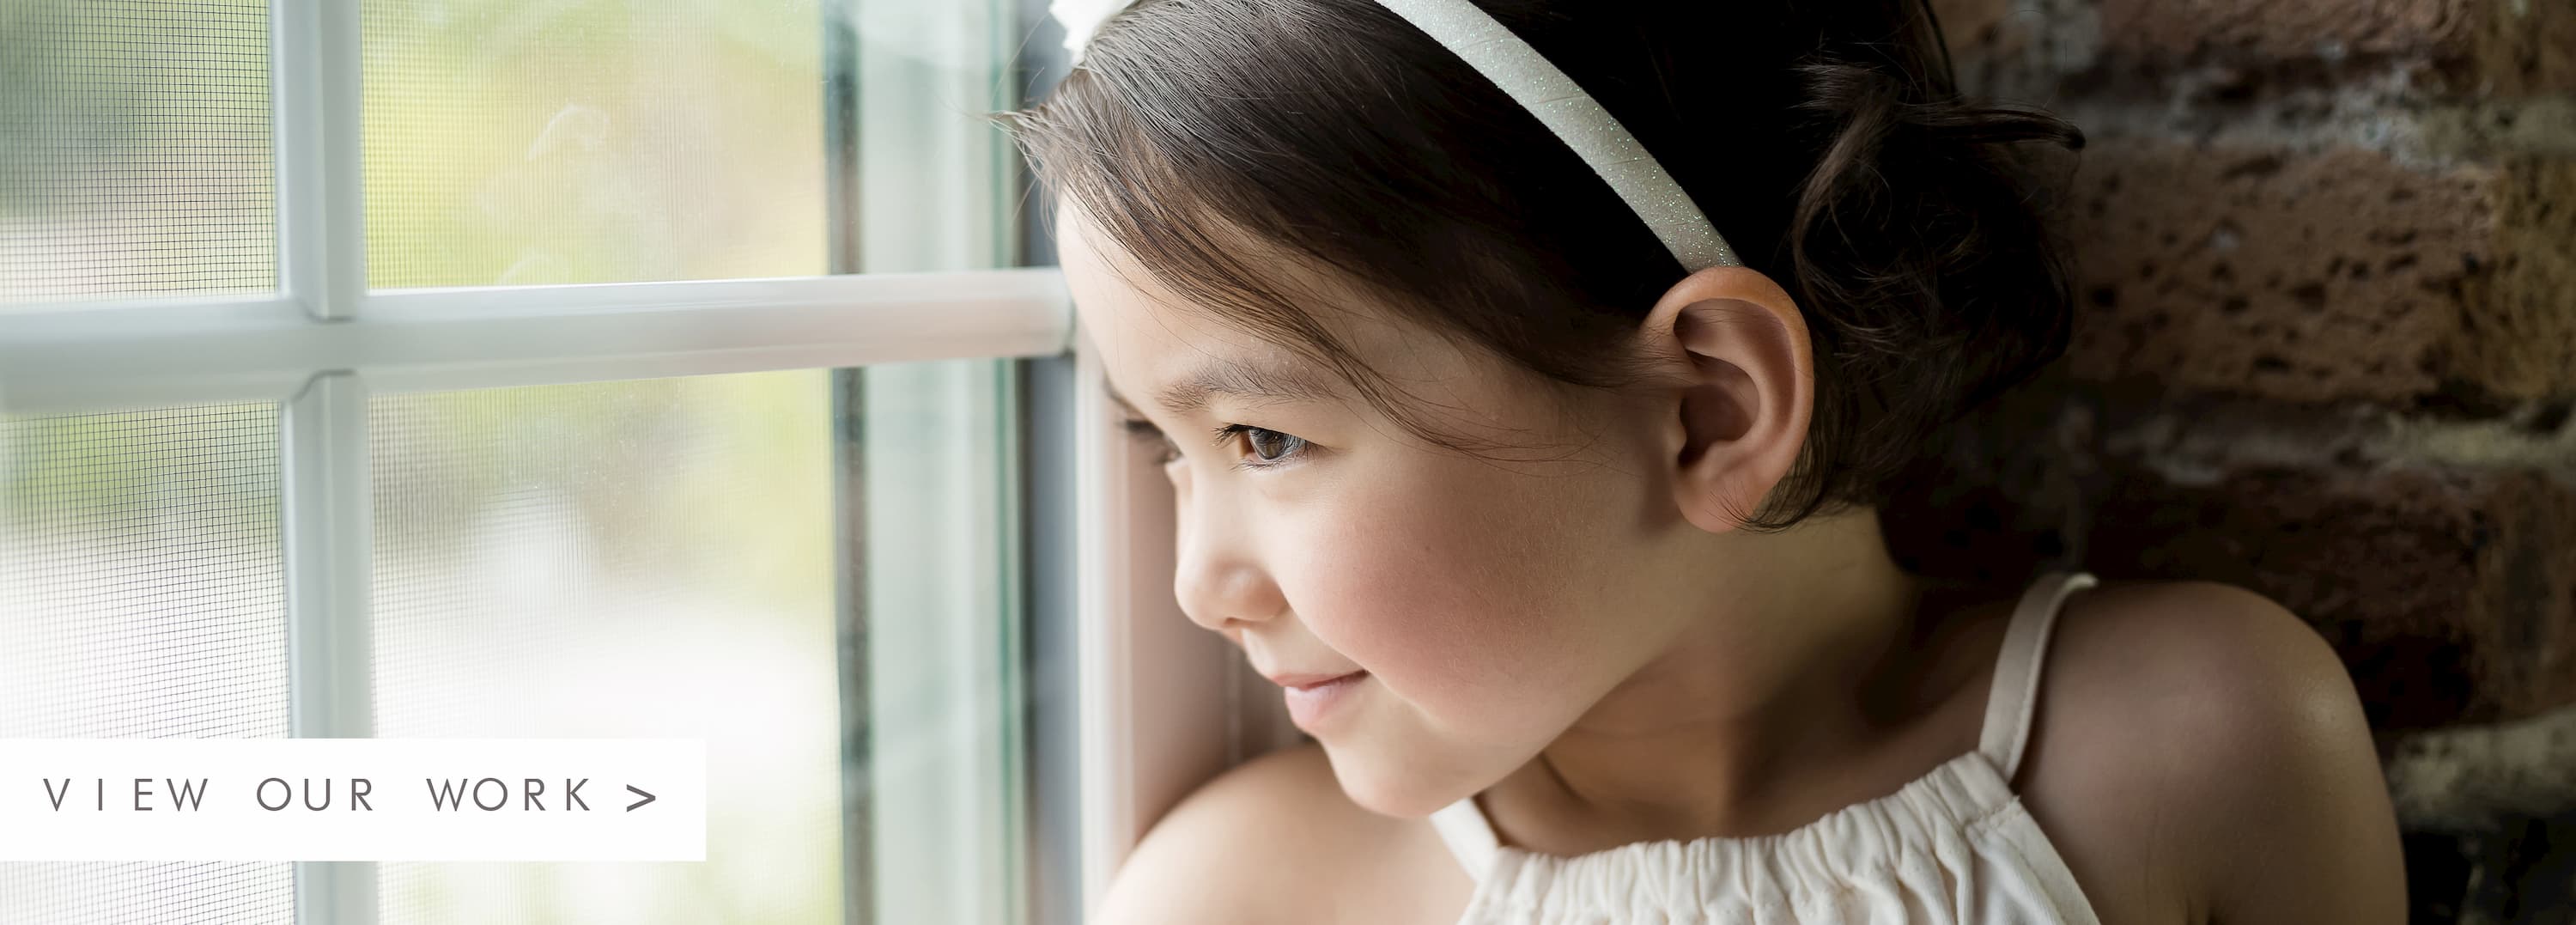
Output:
[2018,579,2406,923]
[1091,741,1471,925]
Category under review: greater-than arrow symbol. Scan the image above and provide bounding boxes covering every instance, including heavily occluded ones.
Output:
[624,785,656,812]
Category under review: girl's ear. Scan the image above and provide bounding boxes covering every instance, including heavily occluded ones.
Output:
[1633,266,1814,534]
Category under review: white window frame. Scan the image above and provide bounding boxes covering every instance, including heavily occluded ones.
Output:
[0,1,1063,923]
[4,0,1310,917]
[1070,332,1305,908]
[988,15,1303,906]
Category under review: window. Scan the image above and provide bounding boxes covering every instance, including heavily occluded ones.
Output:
[1,1,1068,922]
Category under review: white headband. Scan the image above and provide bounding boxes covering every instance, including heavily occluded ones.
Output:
[1050,0,1742,271]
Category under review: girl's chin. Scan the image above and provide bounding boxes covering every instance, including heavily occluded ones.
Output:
[1316,738,1491,819]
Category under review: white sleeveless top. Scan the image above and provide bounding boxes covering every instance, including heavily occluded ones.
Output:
[1429,572,2105,924]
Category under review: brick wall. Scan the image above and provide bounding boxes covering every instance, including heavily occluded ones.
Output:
[1903,0,2576,918]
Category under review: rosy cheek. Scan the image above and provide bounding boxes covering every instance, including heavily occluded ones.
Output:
[1284,481,1583,718]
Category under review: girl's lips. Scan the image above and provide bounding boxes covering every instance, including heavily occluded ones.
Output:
[1266,669,1364,690]
[1279,671,1368,732]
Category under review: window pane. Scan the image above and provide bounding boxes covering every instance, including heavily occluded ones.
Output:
[0,405,292,921]
[860,359,1026,924]
[0,0,274,303]
[369,373,841,922]
[361,0,826,289]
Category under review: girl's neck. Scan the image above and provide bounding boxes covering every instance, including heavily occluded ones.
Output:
[1481,508,1991,854]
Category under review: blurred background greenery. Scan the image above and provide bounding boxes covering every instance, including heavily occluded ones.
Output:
[1,0,870,921]
[0,0,273,300]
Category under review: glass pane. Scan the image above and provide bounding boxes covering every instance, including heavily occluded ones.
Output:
[0,0,275,303]
[370,372,841,922]
[861,359,1025,924]
[0,405,292,921]
[361,0,826,289]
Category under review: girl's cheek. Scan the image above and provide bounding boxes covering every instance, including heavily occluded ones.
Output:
[1288,479,1592,707]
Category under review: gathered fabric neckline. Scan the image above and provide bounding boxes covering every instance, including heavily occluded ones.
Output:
[1426,571,2106,924]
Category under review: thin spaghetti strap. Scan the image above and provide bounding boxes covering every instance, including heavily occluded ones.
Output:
[1429,796,1501,879]
[1976,571,2099,781]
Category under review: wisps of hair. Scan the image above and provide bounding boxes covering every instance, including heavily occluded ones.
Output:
[1007,0,2084,528]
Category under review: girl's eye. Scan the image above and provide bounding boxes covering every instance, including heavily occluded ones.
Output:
[1119,417,1309,468]
[1220,424,1308,467]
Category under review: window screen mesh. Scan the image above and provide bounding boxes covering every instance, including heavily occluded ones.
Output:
[0,0,274,303]
[0,405,292,922]
[370,373,843,922]
[360,0,825,289]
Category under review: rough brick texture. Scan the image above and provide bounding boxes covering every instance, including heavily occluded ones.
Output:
[2097,0,2570,88]
[2100,0,2461,58]
[2458,158,2576,399]
[2087,463,2576,727]
[2458,0,2576,94]
[1940,0,2576,95]
[1905,2,2573,915]
[2065,145,2575,404]
[1887,392,2576,728]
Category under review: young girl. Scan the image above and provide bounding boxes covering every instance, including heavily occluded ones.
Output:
[1014,0,2407,921]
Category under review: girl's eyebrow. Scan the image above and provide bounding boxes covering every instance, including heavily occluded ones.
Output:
[1109,358,1337,417]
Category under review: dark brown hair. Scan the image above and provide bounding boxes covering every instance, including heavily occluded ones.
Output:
[1007,0,2084,528]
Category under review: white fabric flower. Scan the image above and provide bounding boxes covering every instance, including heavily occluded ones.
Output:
[1052,0,1140,64]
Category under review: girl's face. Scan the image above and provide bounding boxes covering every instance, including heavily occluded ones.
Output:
[1063,214,1721,817]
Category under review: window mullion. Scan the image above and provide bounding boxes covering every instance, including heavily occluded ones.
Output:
[273,0,366,320]
[275,0,376,918]
[281,370,378,922]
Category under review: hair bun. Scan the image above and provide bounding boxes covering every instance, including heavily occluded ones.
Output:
[1773,58,2086,522]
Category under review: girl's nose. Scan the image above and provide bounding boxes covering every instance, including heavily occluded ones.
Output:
[1170,477,1288,633]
